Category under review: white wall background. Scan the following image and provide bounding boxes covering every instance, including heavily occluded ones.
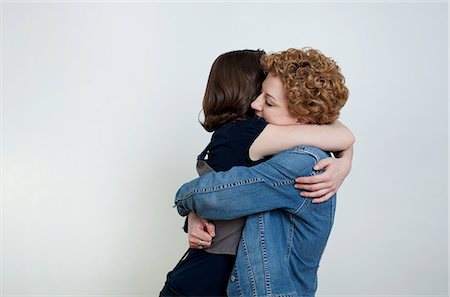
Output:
[1,1,448,296]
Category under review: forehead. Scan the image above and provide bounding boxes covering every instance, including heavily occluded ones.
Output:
[263,73,285,97]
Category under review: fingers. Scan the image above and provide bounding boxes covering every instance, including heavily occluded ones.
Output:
[205,221,216,237]
[295,158,335,184]
[188,218,216,249]
[311,191,335,204]
[295,172,332,184]
[189,235,212,249]
[190,228,213,242]
[313,157,333,171]
[188,225,213,249]
[299,188,331,198]
[197,239,208,249]
[189,239,212,249]
[295,181,332,192]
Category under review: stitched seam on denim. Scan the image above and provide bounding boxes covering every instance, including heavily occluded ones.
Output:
[314,267,318,292]
[311,201,333,293]
[331,195,336,227]
[292,169,319,214]
[191,178,264,194]
[290,149,321,214]
[272,179,295,187]
[230,265,243,297]
[270,149,322,190]
[285,213,294,263]
[294,146,321,162]
[313,199,335,293]
[175,178,265,201]
[292,195,309,214]
[259,213,272,295]
[314,199,336,293]
[241,229,257,297]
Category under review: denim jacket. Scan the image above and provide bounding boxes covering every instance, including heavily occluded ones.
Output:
[175,146,336,297]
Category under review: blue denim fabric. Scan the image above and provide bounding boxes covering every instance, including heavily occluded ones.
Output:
[175,146,336,297]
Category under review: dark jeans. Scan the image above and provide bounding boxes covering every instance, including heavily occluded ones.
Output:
[160,248,235,297]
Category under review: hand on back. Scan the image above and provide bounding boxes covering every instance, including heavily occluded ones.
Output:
[187,212,216,249]
[295,156,352,203]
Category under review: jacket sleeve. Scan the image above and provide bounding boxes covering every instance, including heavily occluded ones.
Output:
[174,147,321,220]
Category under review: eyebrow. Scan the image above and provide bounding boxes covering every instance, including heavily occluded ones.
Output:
[266,92,277,102]
[261,81,277,102]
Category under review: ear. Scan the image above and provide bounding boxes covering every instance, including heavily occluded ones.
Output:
[296,117,309,124]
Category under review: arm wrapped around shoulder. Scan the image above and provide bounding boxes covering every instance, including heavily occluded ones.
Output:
[175,146,329,220]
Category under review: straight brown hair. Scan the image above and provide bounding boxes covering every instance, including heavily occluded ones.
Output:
[201,49,266,132]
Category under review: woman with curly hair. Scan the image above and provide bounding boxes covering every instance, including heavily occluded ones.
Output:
[174,48,352,297]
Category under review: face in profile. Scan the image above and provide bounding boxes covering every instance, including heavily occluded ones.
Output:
[251,74,299,126]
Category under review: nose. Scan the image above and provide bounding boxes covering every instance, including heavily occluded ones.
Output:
[251,94,264,112]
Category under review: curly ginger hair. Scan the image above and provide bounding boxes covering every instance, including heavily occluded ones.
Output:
[261,48,349,124]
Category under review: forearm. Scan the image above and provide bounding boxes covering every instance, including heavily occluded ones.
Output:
[334,144,353,161]
[175,148,322,220]
[176,179,291,220]
[334,145,353,178]
[249,120,355,160]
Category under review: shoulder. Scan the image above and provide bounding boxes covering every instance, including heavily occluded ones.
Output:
[234,117,267,129]
[293,146,331,161]
[222,117,266,133]
[213,117,267,140]
[206,118,268,170]
[270,146,331,165]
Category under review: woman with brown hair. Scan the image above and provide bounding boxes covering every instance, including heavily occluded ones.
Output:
[161,48,353,296]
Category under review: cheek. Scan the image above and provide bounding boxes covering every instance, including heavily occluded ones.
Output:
[266,109,280,118]
[264,109,296,125]
[264,110,280,124]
